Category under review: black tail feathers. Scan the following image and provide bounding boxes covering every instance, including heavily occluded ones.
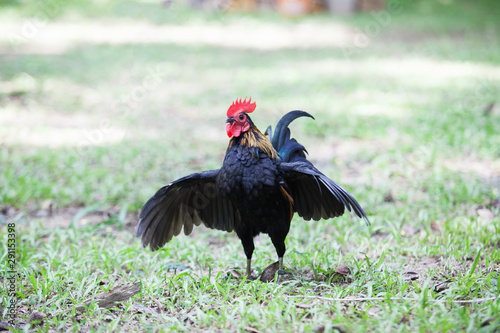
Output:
[266,111,314,163]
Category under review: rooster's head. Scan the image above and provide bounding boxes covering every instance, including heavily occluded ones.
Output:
[226,97,256,138]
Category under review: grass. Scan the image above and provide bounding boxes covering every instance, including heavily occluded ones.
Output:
[1,0,500,331]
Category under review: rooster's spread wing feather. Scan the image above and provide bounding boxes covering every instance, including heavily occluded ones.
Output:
[136,169,240,250]
[279,162,370,224]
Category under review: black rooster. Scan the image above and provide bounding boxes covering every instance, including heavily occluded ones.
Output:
[136,98,369,277]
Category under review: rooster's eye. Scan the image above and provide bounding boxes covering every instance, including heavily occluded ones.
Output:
[239,114,245,120]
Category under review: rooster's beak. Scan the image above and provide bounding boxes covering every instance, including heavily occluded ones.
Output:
[226,117,235,124]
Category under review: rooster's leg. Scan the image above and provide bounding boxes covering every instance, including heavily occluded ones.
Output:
[240,235,255,279]
[277,257,291,275]
[270,232,290,276]
[246,259,252,278]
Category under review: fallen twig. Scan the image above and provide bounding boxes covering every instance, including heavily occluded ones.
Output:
[285,295,499,304]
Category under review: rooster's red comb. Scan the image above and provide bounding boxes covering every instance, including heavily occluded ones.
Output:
[227,97,256,118]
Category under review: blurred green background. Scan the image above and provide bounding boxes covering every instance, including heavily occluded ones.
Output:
[1,0,498,212]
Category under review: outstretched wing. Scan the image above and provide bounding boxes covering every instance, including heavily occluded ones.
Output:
[279,162,369,224]
[136,169,240,251]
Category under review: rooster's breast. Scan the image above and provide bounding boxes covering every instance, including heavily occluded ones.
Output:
[217,145,279,200]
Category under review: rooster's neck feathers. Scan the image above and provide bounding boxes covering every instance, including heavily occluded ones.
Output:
[228,124,279,159]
